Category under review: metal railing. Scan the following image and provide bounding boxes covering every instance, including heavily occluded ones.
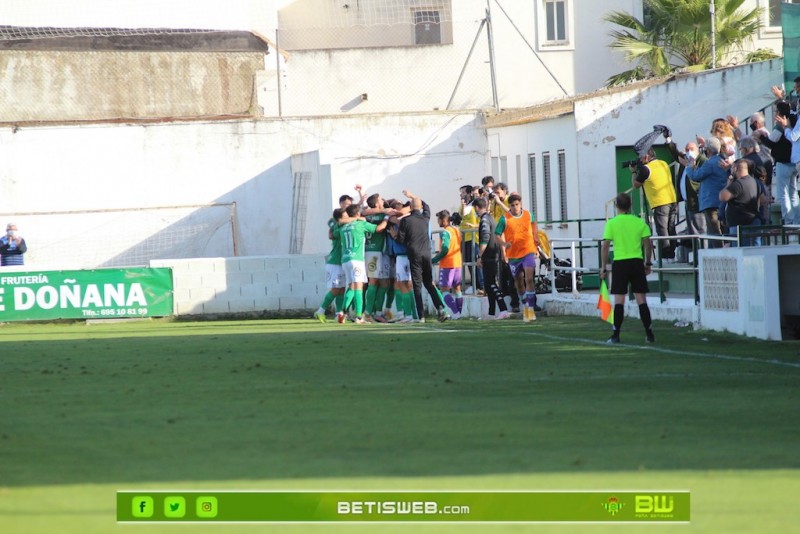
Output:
[430,219,800,304]
[538,217,607,269]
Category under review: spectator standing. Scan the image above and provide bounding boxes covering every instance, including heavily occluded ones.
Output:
[667,139,707,241]
[0,223,27,266]
[685,137,729,247]
[774,103,800,224]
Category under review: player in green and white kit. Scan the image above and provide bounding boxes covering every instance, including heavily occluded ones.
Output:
[313,191,363,322]
[313,208,347,322]
[334,204,388,324]
[363,193,393,323]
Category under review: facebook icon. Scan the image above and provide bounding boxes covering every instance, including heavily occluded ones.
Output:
[132,496,154,518]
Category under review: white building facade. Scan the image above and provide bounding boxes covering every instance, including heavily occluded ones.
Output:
[0,1,790,270]
[2,1,789,116]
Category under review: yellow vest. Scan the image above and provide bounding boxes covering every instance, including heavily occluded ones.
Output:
[643,160,677,209]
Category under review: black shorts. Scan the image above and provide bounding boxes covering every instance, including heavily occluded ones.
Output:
[610,258,649,295]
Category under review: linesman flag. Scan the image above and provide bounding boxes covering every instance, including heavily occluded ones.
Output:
[597,280,614,324]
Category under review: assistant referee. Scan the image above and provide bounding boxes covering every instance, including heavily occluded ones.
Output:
[599,193,655,344]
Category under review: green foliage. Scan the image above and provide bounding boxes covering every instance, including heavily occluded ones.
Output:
[745,47,782,63]
[605,0,766,86]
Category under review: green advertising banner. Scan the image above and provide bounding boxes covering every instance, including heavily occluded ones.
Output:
[118,491,690,523]
[0,268,173,321]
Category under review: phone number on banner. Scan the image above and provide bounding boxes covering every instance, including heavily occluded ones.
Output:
[84,308,149,317]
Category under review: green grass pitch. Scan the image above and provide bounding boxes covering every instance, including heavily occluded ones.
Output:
[1,316,798,533]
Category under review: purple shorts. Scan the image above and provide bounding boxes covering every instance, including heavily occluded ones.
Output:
[509,253,536,278]
[438,267,462,288]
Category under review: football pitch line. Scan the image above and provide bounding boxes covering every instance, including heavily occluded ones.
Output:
[333,321,800,370]
[382,322,800,371]
[518,330,800,370]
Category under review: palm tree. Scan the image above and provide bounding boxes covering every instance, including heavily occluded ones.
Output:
[605,0,776,86]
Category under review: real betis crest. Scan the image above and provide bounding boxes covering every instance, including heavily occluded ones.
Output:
[602,496,624,516]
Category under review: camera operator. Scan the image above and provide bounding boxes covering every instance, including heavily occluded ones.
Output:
[631,148,678,262]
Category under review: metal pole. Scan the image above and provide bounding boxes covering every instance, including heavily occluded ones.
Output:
[447,18,487,110]
[710,1,716,69]
[570,241,578,297]
[275,29,283,117]
[485,2,500,112]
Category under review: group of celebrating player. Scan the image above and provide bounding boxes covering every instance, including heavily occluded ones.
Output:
[313,179,543,324]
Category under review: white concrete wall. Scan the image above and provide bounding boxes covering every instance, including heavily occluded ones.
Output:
[0,111,485,268]
[149,254,701,324]
[150,255,326,315]
[699,244,800,340]
[151,254,449,317]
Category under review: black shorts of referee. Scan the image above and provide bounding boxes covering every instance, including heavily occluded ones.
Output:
[610,258,649,295]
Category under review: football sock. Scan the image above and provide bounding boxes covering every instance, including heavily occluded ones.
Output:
[365,285,377,315]
[639,303,652,330]
[343,289,355,314]
[443,294,458,315]
[320,291,335,312]
[613,304,625,333]
[375,286,388,314]
[354,289,364,317]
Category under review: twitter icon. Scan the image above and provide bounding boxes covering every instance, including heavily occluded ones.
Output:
[164,496,186,518]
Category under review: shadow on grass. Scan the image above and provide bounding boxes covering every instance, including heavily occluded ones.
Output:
[1,317,799,487]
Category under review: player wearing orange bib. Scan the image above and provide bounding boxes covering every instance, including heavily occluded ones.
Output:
[495,193,540,322]
[432,210,463,318]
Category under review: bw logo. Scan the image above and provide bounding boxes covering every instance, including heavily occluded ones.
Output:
[636,495,674,514]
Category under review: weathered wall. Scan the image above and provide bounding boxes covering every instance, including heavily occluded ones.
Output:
[0,50,264,122]
[0,1,784,118]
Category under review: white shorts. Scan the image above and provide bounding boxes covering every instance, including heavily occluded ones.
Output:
[395,255,411,282]
[366,252,391,279]
[343,260,367,286]
[325,264,345,289]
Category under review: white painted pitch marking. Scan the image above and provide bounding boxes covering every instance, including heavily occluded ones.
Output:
[519,331,800,370]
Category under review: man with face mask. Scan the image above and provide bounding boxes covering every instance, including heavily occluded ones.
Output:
[669,138,707,240]
[0,223,27,266]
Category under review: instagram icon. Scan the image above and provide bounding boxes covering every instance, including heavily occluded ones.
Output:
[196,496,218,518]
